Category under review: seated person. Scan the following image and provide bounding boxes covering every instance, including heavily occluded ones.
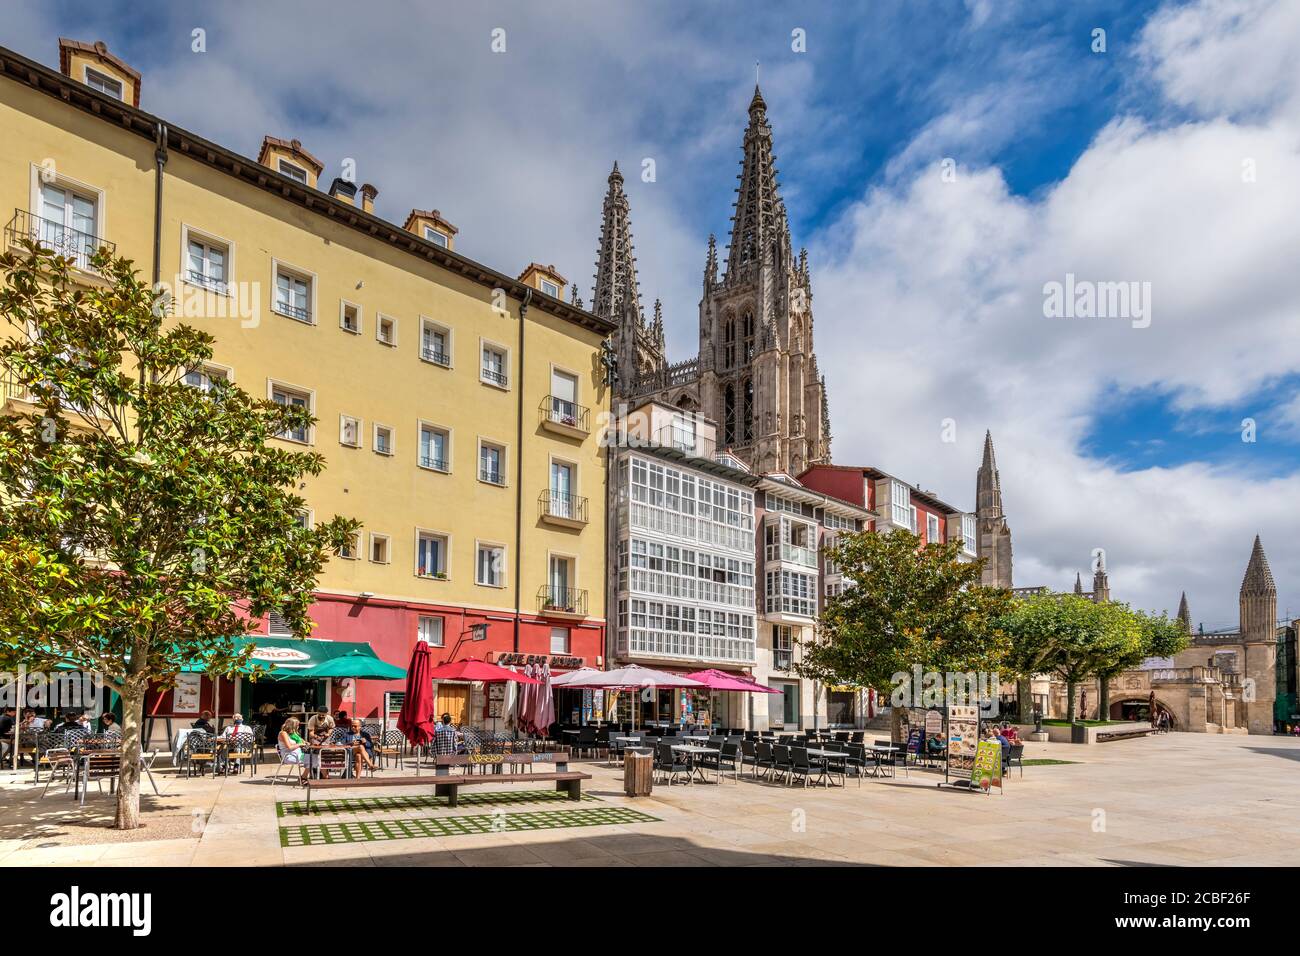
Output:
[222,713,253,738]
[191,711,216,734]
[433,714,461,755]
[1000,721,1020,742]
[336,719,378,773]
[99,712,120,735]
[55,711,84,733]
[306,708,331,737]
[308,715,335,743]
[276,717,313,783]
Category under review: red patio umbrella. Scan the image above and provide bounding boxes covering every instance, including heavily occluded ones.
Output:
[397,641,437,751]
[684,669,781,693]
[426,658,542,684]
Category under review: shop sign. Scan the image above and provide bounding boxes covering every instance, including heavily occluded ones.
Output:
[250,646,311,664]
[493,652,584,669]
[970,739,1004,793]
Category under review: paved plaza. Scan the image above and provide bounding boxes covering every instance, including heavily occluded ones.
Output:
[1,733,1297,867]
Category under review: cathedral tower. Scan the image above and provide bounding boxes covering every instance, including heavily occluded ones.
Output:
[975,431,1013,588]
[594,86,831,475]
[1239,535,1278,734]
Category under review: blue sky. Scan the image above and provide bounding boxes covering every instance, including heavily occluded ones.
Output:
[5,0,1299,624]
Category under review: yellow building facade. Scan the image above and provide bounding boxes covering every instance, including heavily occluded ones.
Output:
[0,39,614,723]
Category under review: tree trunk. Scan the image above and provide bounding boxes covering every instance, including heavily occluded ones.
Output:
[890,705,909,744]
[1098,674,1111,722]
[1066,681,1078,723]
[114,678,145,830]
[1016,677,1032,722]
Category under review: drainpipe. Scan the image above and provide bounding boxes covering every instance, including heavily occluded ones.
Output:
[512,289,532,653]
[151,122,167,288]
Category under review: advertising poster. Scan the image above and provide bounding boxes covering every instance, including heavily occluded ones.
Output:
[925,709,943,737]
[173,673,201,714]
[947,705,979,775]
[970,739,1004,793]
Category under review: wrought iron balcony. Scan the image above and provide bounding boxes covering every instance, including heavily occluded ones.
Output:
[481,366,508,388]
[539,490,588,527]
[539,396,590,436]
[479,464,505,485]
[538,585,588,617]
[186,269,228,295]
[274,298,311,323]
[421,345,451,368]
[419,454,449,472]
[5,208,115,273]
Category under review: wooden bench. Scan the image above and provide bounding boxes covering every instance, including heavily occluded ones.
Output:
[1096,728,1153,742]
[300,751,590,811]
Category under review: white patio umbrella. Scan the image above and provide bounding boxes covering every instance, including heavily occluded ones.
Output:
[552,665,706,731]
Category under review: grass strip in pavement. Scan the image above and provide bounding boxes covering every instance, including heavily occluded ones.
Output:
[280,805,659,847]
[276,788,599,818]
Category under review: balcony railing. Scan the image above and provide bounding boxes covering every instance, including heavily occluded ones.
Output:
[765,541,818,568]
[539,490,588,524]
[539,396,590,434]
[421,345,451,368]
[6,209,115,273]
[481,367,508,388]
[186,269,228,295]
[479,464,505,485]
[274,299,311,323]
[419,454,449,472]
[650,424,717,460]
[538,585,587,616]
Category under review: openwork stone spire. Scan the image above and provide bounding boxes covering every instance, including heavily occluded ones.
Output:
[591,161,642,324]
[726,85,784,276]
[975,430,1013,588]
[976,430,1003,518]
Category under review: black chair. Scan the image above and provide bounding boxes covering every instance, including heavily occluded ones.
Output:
[771,744,792,784]
[834,731,850,743]
[740,739,758,776]
[844,743,867,786]
[575,726,598,758]
[788,747,818,787]
[224,732,257,776]
[754,741,775,780]
[1008,743,1024,777]
[655,742,692,785]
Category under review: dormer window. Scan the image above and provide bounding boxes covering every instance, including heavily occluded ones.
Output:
[278,159,308,184]
[84,67,123,100]
[423,226,449,248]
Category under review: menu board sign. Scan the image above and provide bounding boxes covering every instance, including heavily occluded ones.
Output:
[970,739,1004,792]
[925,709,943,737]
[173,673,201,714]
[947,705,979,775]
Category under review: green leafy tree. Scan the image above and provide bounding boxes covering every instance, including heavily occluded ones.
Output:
[1000,595,1188,722]
[0,242,357,828]
[796,529,1013,739]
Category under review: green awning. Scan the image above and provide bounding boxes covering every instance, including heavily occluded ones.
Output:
[183,636,391,680]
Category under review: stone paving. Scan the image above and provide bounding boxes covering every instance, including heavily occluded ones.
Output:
[1,732,1298,867]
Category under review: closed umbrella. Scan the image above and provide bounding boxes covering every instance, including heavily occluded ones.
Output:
[530,664,555,737]
[397,642,436,754]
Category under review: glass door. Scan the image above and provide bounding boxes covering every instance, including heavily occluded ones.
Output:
[550,461,573,518]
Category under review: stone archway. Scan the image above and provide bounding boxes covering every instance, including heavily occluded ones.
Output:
[1109,695,1176,727]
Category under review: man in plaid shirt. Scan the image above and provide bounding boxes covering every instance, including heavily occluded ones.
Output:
[433,714,461,755]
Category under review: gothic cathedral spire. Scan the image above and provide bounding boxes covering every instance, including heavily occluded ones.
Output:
[592,161,663,387]
[1238,535,1278,734]
[975,431,1013,588]
[726,85,785,276]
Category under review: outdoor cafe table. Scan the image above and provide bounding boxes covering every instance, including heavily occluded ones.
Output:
[301,743,356,780]
[867,744,902,778]
[670,743,719,784]
[805,748,848,787]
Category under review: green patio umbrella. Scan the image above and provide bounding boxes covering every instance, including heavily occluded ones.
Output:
[285,649,405,681]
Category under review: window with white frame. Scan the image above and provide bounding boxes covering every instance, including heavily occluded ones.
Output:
[421,320,450,366]
[339,415,361,448]
[84,67,124,100]
[550,626,570,655]
[369,533,390,564]
[185,234,228,294]
[765,569,817,618]
[539,277,559,298]
[481,344,507,387]
[278,159,308,183]
[182,364,229,394]
[338,531,359,560]
[38,181,99,269]
[548,368,579,424]
[888,479,912,529]
[823,533,840,577]
[824,512,856,532]
[773,625,795,671]
[476,544,504,587]
[478,441,505,485]
[376,315,396,346]
[340,301,361,334]
[961,513,978,554]
[419,424,449,471]
[373,424,394,456]
[416,531,448,578]
[292,511,312,530]
[927,512,940,543]
[423,226,448,248]
[271,384,311,443]
[418,615,445,646]
[274,265,312,322]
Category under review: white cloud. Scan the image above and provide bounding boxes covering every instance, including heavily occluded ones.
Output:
[810,0,1300,627]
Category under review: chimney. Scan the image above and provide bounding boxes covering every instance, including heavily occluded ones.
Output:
[329,178,357,206]
[359,183,379,215]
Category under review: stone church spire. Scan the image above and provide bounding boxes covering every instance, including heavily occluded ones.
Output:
[975,431,1013,588]
[1074,572,1084,595]
[592,161,663,390]
[1177,591,1192,632]
[1238,535,1278,735]
[1092,556,1110,604]
[726,85,784,276]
